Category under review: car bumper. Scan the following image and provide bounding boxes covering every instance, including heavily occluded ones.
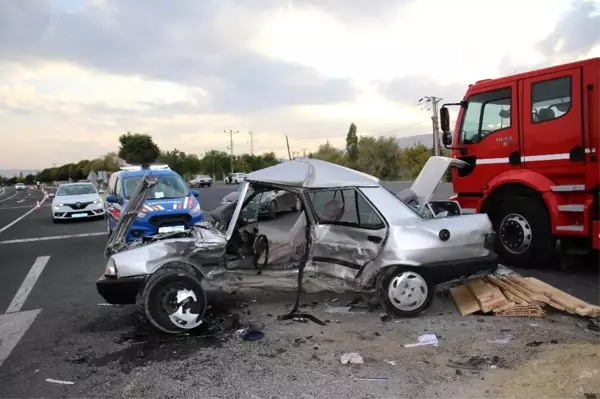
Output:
[423,251,499,284]
[53,208,105,219]
[96,275,146,304]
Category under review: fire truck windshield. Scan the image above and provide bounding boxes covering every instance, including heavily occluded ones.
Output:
[459,88,511,144]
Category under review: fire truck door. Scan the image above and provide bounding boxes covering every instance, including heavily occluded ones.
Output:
[520,68,584,169]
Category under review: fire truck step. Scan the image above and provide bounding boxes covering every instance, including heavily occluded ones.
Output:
[550,185,586,192]
[557,204,585,212]
[556,225,585,232]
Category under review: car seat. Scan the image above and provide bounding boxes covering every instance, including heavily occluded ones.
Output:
[322,199,345,222]
[537,108,555,122]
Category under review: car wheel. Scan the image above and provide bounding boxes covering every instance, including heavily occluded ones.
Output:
[142,263,207,334]
[52,217,59,224]
[292,196,302,212]
[376,267,435,317]
[490,196,555,269]
[268,201,277,220]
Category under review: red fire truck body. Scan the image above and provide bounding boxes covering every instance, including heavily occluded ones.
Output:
[440,57,599,268]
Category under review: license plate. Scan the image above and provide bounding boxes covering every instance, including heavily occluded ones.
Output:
[71,213,87,218]
[158,225,186,233]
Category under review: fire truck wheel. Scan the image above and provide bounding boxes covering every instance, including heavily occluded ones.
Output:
[491,197,554,268]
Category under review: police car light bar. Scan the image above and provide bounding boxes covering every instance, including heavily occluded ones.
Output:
[120,164,171,171]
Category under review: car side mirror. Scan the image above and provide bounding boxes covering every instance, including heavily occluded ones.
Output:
[191,190,200,197]
[106,194,118,203]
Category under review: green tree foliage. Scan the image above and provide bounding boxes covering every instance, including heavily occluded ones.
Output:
[118,132,160,167]
[32,130,437,184]
[345,123,359,166]
[24,174,35,185]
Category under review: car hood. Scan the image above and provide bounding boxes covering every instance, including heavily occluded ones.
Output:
[409,156,466,208]
[53,193,99,204]
[105,173,157,257]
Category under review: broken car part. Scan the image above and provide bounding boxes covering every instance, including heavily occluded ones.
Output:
[97,157,498,334]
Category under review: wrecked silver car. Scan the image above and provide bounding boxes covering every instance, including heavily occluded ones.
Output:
[97,156,497,334]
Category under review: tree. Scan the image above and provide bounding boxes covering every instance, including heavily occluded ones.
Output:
[24,174,35,185]
[312,141,345,165]
[345,123,359,166]
[403,143,431,179]
[118,132,160,168]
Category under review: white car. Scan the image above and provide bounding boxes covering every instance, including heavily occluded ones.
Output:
[14,183,26,190]
[189,174,213,188]
[52,182,105,223]
[224,172,246,184]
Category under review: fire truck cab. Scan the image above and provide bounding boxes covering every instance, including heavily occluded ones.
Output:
[439,57,599,268]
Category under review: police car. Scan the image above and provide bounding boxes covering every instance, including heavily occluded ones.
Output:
[105,165,204,242]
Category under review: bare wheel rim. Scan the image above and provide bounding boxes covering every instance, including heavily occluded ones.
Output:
[158,284,204,330]
[387,271,428,312]
[500,213,532,255]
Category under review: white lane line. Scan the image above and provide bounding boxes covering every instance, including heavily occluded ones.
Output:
[0,205,51,211]
[0,189,17,203]
[6,256,51,314]
[16,199,24,203]
[0,309,42,368]
[0,232,106,245]
[0,196,48,235]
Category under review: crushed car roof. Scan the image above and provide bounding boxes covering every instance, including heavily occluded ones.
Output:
[244,158,380,188]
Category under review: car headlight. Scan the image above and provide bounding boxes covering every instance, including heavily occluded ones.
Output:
[53,203,63,208]
[104,258,118,277]
[191,202,201,215]
[137,212,147,219]
[94,199,103,205]
[221,198,227,205]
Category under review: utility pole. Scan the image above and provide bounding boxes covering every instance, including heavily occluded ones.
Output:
[248,131,255,155]
[285,135,292,161]
[418,96,443,156]
[224,129,238,174]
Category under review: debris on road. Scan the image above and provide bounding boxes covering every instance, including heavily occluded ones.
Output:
[486,335,513,344]
[324,304,366,315]
[242,330,264,341]
[450,269,600,318]
[45,378,75,385]
[403,333,439,348]
[446,355,505,371]
[340,352,364,365]
[384,360,397,366]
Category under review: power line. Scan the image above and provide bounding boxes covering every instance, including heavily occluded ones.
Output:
[223,129,238,174]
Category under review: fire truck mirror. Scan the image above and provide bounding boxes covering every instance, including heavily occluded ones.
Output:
[440,107,451,133]
[498,109,510,119]
[442,131,452,147]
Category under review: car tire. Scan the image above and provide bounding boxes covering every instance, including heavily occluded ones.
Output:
[490,196,555,269]
[142,263,207,334]
[267,201,277,220]
[207,183,212,187]
[376,266,435,318]
[52,217,59,224]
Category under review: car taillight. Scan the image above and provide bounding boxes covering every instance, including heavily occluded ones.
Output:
[112,209,121,218]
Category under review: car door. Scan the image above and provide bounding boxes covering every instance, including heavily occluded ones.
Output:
[308,188,388,281]
[106,175,123,228]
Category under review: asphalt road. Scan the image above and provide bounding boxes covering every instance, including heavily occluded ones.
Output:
[0,182,597,398]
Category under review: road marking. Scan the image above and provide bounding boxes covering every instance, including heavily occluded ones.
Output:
[16,199,24,203]
[0,205,51,210]
[0,309,42,368]
[0,232,106,245]
[0,196,47,235]
[0,189,17,203]
[6,256,51,313]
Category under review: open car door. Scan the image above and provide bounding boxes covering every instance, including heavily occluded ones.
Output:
[307,188,387,280]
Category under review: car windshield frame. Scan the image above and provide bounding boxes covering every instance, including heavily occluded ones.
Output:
[124,174,189,200]
[56,183,98,196]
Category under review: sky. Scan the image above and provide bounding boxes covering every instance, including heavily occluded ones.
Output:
[0,0,599,169]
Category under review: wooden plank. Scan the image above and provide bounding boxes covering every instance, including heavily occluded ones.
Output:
[466,279,503,303]
[499,277,549,303]
[484,276,532,304]
[450,285,481,316]
[525,277,591,310]
[496,305,545,317]
[492,301,516,313]
[504,291,528,306]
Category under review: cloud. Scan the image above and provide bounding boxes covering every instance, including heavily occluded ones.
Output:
[378,76,467,105]
[498,0,600,75]
[0,0,356,112]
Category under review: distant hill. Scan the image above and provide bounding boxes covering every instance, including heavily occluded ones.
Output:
[0,169,39,178]
[396,134,433,149]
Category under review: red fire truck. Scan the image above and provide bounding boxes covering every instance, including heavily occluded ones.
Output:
[439,57,599,268]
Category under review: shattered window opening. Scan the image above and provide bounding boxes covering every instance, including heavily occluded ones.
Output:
[308,188,385,230]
